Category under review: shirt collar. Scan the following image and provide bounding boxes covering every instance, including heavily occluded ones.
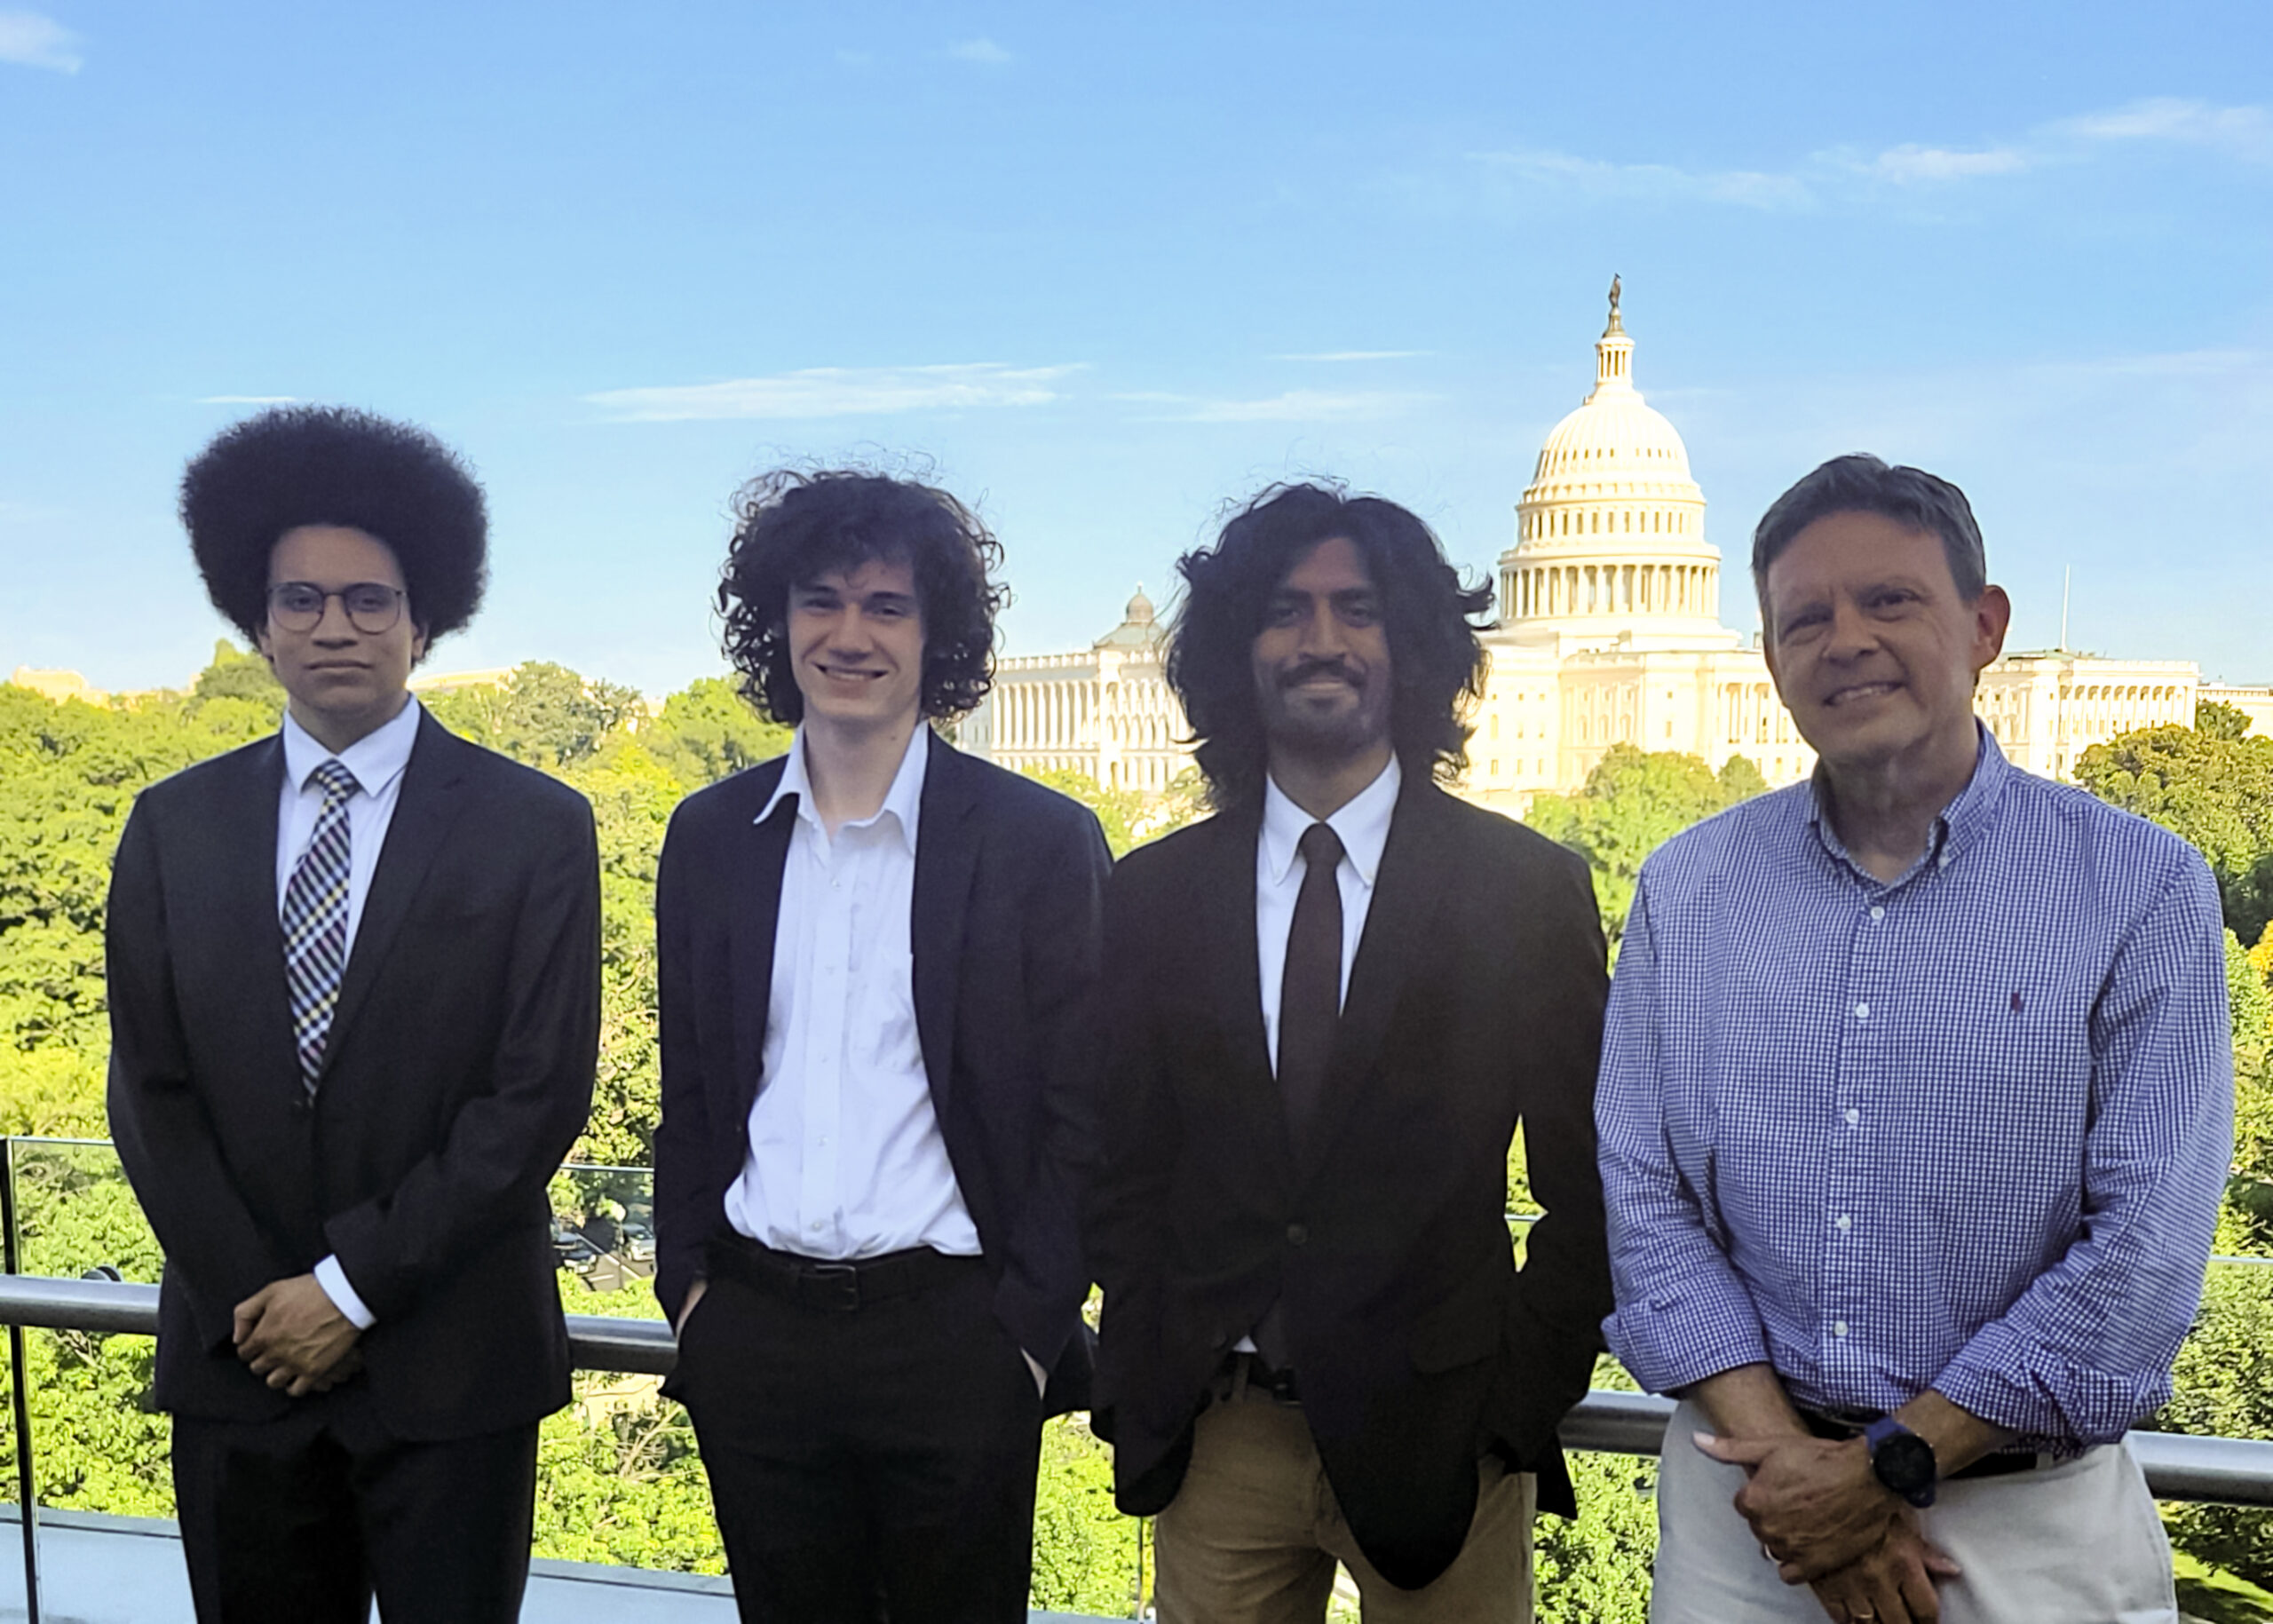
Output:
[281,696,421,799]
[1260,753,1402,888]
[1807,721,2008,883]
[757,723,930,854]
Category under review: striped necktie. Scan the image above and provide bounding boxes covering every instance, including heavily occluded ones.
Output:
[283,759,360,1092]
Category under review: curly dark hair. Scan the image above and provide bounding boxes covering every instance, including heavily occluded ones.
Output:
[717,468,1008,725]
[1167,481,1493,807]
[179,405,488,646]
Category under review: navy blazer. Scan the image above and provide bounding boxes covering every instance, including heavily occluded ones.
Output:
[1085,774,1612,1588]
[652,734,1111,1413]
[106,713,601,1438]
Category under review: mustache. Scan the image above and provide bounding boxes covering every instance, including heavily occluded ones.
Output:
[1278,657,1362,691]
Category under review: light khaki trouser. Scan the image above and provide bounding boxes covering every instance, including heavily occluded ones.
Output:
[1651,1396,2178,1623]
[1152,1389,1536,1624]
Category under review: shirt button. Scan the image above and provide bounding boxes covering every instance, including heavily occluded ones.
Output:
[809,1221,824,1233]
[1853,1002,1870,1020]
[1869,906,1886,922]
[1833,1320,1849,1338]
[1287,1223,1310,1247]
[1834,1214,1852,1232]
[1844,1108,1860,1128]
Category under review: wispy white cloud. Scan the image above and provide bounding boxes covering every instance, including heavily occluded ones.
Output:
[584,363,1078,423]
[1121,389,1431,424]
[1270,350,1430,363]
[1862,144,2031,184]
[947,37,1011,65]
[1453,97,2270,218]
[1467,148,1814,211]
[197,394,299,406]
[2050,97,2273,165]
[0,10,83,73]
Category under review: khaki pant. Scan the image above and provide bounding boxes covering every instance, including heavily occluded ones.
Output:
[1651,1396,2178,1624]
[1152,1390,1537,1624]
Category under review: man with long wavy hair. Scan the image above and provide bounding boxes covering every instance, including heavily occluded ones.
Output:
[1087,481,1612,1621]
[652,469,1110,1621]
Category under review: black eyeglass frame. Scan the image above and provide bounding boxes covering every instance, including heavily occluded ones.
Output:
[265,582,409,636]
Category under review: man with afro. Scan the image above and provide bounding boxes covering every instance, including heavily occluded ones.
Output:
[106,406,601,1622]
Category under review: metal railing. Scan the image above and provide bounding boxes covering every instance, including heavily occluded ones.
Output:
[3,1270,2273,1620]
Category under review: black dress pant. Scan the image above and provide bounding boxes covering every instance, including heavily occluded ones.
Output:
[171,1392,540,1624]
[672,1251,1045,1624]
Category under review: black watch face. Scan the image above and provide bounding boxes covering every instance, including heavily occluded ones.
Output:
[1873,1431,1936,1498]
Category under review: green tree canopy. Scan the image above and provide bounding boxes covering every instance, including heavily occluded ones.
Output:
[2076,718,2273,943]
[639,677,792,790]
[424,661,647,770]
[1525,746,1770,942]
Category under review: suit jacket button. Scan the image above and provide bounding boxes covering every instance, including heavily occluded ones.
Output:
[1286,1223,1309,1247]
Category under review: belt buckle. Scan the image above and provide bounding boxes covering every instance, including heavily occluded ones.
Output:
[805,1262,861,1312]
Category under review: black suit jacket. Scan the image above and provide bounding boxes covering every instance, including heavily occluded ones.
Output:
[1085,774,1612,1588]
[652,734,1110,1413]
[106,713,601,1439]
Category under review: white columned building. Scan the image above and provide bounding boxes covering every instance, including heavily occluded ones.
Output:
[965,289,2253,808]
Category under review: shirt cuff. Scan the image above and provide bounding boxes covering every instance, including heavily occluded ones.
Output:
[313,1255,376,1330]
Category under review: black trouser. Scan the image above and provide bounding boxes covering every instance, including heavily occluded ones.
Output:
[171,1398,539,1624]
[673,1242,1045,1624]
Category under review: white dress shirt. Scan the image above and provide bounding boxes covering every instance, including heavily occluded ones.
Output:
[274,696,423,1331]
[724,725,983,1261]
[1239,753,1400,1351]
[1255,753,1401,1072]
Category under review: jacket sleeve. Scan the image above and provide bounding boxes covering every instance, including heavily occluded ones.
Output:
[1501,846,1615,1450]
[106,797,293,1351]
[1081,860,1179,1433]
[651,800,715,1326]
[320,791,601,1321]
[992,801,1113,1370]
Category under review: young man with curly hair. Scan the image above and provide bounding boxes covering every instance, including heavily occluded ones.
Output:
[652,469,1111,1622]
[1085,483,1612,1622]
[106,407,601,1622]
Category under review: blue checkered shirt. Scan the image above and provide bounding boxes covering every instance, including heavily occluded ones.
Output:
[1597,727,2232,1451]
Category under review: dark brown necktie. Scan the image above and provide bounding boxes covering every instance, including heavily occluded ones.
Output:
[1278,821,1345,1153]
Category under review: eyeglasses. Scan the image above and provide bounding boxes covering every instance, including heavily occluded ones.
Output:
[266,582,407,635]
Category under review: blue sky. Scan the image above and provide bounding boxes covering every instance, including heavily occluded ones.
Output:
[3,1,2269,694]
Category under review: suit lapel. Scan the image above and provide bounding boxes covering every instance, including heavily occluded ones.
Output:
[1196,807,1295,1172]
[1302,778,1457,1176]
[212,737,297,1068]
[912,735,981,1114]
[731,761,796,1121]
[318,714,469,1082]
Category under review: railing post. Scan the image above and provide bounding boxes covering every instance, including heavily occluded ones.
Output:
[1,1138,41,1623]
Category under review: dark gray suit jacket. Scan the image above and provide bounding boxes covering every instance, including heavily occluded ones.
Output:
[651,734,1111,1413]
[1086,774,1612,1588]
[106,712,601,1439]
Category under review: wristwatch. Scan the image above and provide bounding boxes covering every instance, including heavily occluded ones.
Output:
[1862,1416,1937,1508]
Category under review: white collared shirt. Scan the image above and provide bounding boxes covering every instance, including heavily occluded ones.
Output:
[273,694,423,1332]
[1255,753,1402,1073]
[274,696,421,958]
[724,724,982,1261]
[1239,753,1402,1353]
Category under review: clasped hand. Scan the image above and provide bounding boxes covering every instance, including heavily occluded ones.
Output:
[234,1274,361,1398]
[1695,1430,1960,1624]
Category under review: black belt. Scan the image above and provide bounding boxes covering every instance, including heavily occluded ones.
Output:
[1215,1350,1303,1406]
[707,1233,981,1312]
[1796,1406,2047,1481]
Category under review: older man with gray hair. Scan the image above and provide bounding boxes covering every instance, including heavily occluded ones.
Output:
[1596,453,2231,1623]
